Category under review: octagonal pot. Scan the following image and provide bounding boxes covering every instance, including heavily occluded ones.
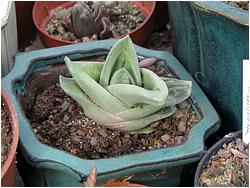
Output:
[2,39,220,186]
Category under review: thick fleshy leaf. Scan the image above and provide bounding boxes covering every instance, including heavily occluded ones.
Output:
[138,57,157,68]
[110,68,135,85]
[162,77,192,106]
[116,103,164,121]
[99,36,141,87]
[106,69,168,106]
[106,84,166,107]
[60,37,193,134]
[59,76,125,124]
[141,68,168,95]
[64,57,103,81]
[105,106,176,131]
[128,126,155,134]
[65,57,129,113]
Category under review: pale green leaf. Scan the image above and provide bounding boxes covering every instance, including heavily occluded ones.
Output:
[128,126,155,134]
[64,56,103,81]
[106,84,166,107]
[99,36,141,87]
[59,76,125,124]
[141,68,168,95]
[162,77,192,106]
[116,103,164,121]
[64,58,129,113]
[110,68,135,85]
[105,106,176,131]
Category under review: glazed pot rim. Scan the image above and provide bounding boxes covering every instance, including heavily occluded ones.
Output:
[1,88,19,179]
[32,1,156,45]
[194,130,242,186]
[2,39,220,178]
[192,1,249,26]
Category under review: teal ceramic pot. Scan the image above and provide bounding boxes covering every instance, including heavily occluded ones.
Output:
[168,1,249,131]
[1,39,220,186]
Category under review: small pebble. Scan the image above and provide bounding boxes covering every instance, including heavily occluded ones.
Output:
[161,134,170,142]
[90,137,98,146]
[61,100,70,112]
[63,114,70,123]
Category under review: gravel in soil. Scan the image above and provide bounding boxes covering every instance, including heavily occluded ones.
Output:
[225,1,249,10]
[145,24,173,54]
[28,64,199,160]
[199,138,249,187]
[45,7,80,42]
[1,100,13,167]
[104,1,145,36]
[45,1,145,42]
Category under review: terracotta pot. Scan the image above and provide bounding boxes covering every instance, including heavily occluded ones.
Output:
[32,1,155,47]
[102,181,145,187]
[1,89,19,187]
[15,1,37,51]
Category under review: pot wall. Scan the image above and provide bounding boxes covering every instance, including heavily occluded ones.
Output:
[168,2,249,131]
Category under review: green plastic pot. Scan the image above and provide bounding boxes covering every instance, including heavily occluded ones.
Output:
[2,39,220,186]
[168,1,249,131]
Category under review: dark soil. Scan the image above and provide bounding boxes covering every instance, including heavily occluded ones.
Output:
[27,64,199,160]
[45,1,145,42]
[145,25,173,54]
[225,1,249,10]
[1,100,13,167]
[199,138,249,187]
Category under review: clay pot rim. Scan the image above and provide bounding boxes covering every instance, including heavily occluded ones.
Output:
[32,1,156,45]
[1,88,19,179]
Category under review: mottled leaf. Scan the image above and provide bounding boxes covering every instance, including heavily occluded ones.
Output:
[65,57,129,113]
[99,36,141,87]
[110,68,135,85]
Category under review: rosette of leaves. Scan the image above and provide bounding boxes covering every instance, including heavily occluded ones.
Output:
[68,1,113,39]
[59,36,192,133]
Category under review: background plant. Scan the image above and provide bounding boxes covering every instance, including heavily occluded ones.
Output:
[60,36,192,133]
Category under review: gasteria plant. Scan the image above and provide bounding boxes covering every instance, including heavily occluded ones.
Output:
[59,36,192,133]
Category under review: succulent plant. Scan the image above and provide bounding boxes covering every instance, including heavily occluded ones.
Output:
[68,1,113,39]
[60,36,192,133]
